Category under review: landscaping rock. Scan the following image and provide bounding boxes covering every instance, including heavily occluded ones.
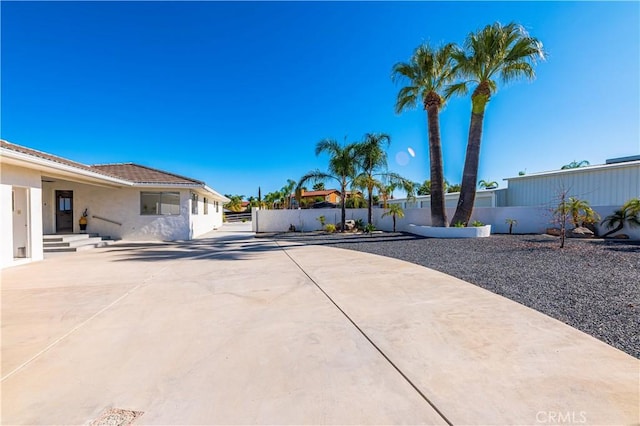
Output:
[571,226,594,238]
[546,228,562,236]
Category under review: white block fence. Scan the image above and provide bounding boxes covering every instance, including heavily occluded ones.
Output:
[251,206,640,240]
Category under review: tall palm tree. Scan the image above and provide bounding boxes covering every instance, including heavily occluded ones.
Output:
[353,133,414,225]
[448,22,545,226]
[281,179,297,209]
[392,43,457,227]
[298,138,359,232]
[355,133,391,225]
[378,181,399,208]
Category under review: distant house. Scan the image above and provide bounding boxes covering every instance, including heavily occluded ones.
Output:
[296,189,341,205]
[1,140,229,268]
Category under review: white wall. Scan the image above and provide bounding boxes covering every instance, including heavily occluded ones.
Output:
[1,164,44,268]
[42,181,192,240]
[40,181,224,241]
[253,205,640,240]
[190,195,224,238]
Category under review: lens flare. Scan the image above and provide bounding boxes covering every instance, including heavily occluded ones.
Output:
[395,151,410,166]
[407,147,415,157]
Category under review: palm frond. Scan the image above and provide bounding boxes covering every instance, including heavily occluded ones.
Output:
[315,138,340,157]
[297,170,337,190]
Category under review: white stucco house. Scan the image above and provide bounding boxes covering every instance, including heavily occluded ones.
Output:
[1,140,229,269]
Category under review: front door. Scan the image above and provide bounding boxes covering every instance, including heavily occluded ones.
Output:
[55,190,73,233]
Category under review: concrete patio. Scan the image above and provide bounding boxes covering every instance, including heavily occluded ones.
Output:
[1,223,638,425]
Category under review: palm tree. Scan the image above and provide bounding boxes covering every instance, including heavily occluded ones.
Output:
[478,179,498,189]
[312,182,325,191]
[448,21,545,227]
[392,43,457,227]
[600,198,640,237]
[561,160,590,169]
[382,204,405,232]
[567,197,599,228]
[378,181,399,208]
[354,133,390,225]
[298,138,359,232]
[505,218,517,234]
[224,194,245,212]
[354,133,415,225]
[447,183,462,193]
[264,191,283,209]
[281,179,297,209]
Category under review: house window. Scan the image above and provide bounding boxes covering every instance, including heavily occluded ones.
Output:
[203,197,209,215]
[191,193,198,215]
[215,201,219,213]
[140,191,180,215]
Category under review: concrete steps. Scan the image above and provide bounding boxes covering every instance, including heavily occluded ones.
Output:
[43,234,116,253]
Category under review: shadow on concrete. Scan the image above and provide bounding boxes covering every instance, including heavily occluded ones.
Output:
[106,233,281,262]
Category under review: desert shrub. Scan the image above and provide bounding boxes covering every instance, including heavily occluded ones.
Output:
[325,223,336,233]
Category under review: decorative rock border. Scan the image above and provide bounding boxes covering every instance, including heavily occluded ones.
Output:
[408,224,492,238]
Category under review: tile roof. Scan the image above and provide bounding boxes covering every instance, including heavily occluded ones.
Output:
[91,163,204,185]
[0,139,119,179]
[299,189,340,197]
[2,140,205,186]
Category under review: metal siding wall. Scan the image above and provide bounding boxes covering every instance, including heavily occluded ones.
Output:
[506,164,639,207]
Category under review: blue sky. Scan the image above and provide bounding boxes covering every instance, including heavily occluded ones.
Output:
[2,1,639,199]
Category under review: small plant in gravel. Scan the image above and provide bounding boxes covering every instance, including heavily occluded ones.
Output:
[381,204,404,232]
[505,218,518,234]
[354,218,365,231]
[317,215,326,228]
[324,223,337,233]
[471,220,484,227]
[364,223,376,233]
[566,197,599,229]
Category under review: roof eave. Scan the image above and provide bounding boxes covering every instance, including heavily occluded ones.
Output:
[1,148,132,186]
[504,160,640,181]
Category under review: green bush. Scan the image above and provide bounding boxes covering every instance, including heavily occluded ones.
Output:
[471,220,484,227]
[325,223,336,233]
[364,223,376,233]
[453,221,466,228]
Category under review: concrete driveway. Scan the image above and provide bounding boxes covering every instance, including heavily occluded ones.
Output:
[1,223,638,425]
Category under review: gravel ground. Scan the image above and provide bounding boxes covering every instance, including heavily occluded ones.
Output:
[268,232,640,359]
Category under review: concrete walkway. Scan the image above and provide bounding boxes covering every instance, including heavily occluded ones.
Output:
[1,223,638,425]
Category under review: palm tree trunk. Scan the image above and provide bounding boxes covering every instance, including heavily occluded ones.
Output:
[367,185,373,225]
[451,86,489,226]
[340,180,347,232]
[426,103,447,227]
[601,223,624,238]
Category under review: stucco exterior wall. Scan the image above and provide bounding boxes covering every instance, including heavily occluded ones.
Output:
[190,195,224,238]
[1,164,44,268]
[41,181,224,241]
